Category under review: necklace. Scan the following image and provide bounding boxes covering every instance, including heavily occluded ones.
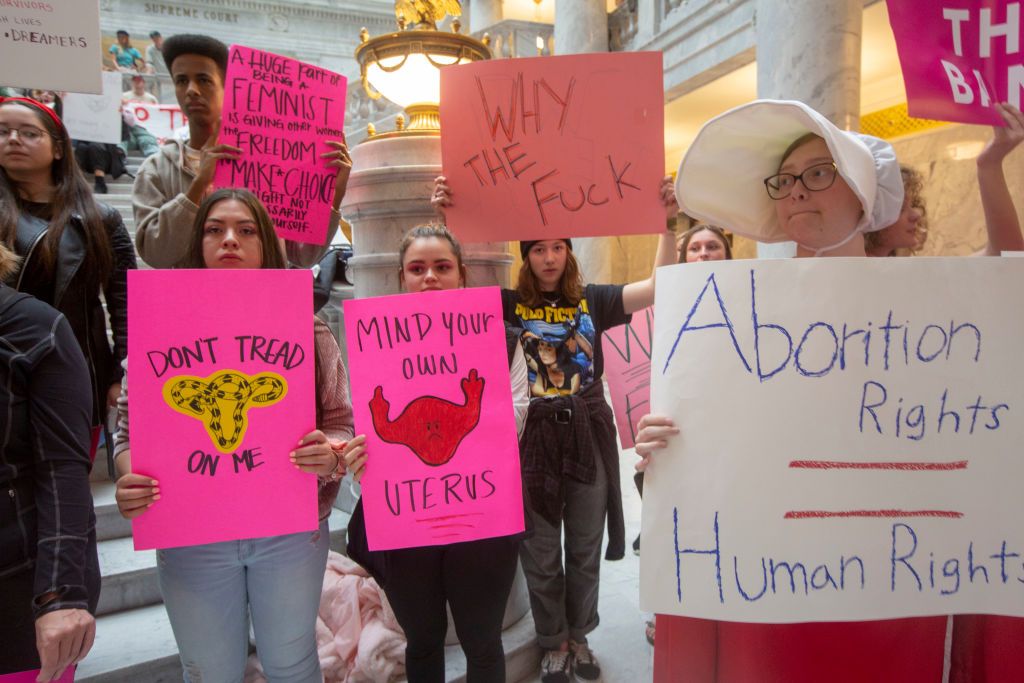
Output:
[542,295,560,307]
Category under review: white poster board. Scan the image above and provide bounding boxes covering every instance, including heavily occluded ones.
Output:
[640,257,1024,623]
[63,71,121,144]
[128,102,186,142]
[0,0,101,94]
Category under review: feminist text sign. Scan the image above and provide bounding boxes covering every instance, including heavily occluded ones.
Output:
[127,270,316,550]
[603,307,654,449]
[440,52,665,242]
[215,45,347,245]
[640,258,1024,622]
[887,1,1024,125]
[343,287,524,551]
[0,0,101,93]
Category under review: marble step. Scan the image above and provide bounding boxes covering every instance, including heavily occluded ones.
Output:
[91,480,132,542]
[76,603,183,683]
[95,536,160,616]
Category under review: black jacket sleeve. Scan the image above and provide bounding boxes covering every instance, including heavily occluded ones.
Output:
[30,315,96,618]
[101,206,137,386]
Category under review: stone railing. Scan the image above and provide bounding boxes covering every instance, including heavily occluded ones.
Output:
[473,19,554,59]
[609,0,639,51]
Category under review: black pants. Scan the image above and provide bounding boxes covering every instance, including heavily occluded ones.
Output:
[0,569,43,673]
[381,535,520,683]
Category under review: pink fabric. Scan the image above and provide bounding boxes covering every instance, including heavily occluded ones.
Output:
[245,551,406,682]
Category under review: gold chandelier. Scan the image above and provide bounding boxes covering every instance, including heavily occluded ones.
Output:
[356,1,491,136]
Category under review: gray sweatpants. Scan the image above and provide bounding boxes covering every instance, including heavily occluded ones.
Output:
[519,461,608,650]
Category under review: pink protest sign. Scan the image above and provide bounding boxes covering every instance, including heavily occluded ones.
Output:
[127,270,316,550]
[886,1,1023,126]
[214,45,348,245]
[343,287,524,551]
[440,52,665,242]
[0,667,74,682]
[603,307,654,450]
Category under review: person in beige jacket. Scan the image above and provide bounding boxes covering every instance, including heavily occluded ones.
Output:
[131,34,352,269]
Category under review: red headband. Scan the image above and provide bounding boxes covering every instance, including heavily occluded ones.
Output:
[0,96,66,135]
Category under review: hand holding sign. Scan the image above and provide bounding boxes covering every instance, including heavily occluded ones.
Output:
[35,609,94,682]
[187,120,242,206]
[980,103,1024,162]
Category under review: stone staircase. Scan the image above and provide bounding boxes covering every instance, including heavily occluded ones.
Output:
[74,152,541,681]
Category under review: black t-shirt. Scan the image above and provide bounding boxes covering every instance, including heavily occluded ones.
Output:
[502,284,631,398]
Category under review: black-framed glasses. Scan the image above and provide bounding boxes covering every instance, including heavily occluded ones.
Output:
[763,162,839,200]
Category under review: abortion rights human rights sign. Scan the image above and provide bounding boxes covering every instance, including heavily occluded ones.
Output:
[642,257,1024,622]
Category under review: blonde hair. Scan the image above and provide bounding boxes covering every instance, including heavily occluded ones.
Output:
[0,241,21,281]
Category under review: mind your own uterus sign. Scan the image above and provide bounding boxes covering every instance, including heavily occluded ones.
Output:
[887,0,1024,125]
[344,287,524,551]
[640,258,1024,622]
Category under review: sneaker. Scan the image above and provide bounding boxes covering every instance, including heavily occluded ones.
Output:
[540,648,572,683]
[93,176,108,194]
[570,641,601,682]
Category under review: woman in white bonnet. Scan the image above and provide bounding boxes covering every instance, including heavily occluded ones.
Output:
[635,100,947,682]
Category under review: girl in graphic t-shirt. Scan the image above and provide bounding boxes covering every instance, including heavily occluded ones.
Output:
[432,175,678,683]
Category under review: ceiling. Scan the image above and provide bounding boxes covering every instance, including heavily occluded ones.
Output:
[663,2,906,171]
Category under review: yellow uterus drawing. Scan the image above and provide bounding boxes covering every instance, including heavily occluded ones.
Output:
[163,369,288,453]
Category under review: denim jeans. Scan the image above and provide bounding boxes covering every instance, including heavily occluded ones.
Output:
[519,461,608,650]
[157,520,329,683]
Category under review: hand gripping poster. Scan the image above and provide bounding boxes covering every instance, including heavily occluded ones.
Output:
[344,287,524,551]
[127,270,316,550]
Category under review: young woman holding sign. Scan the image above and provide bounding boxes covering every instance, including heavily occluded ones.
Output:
[634,100,948,682]
[432,176,678,683]
[113,188,353,683]
[0,96,136,462]
[342,224,530,683]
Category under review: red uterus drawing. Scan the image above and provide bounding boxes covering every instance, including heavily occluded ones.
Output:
[369,369,485,466]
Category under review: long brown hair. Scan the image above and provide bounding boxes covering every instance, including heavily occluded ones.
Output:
[516,240,584,307]
[0,100,112,288]
[185,188,286,269]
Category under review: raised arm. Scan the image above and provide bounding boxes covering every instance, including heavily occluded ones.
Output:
[979,103,1024,256]
[621,176,680,314]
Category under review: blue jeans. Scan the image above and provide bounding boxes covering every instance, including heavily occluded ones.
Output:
[157,521,329,683]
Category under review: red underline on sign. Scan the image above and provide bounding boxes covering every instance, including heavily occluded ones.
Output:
[415,513,484,523]
[432,533,462,539]
[788,460,968,471]
[784,509,964,520]
[429,523,477,530]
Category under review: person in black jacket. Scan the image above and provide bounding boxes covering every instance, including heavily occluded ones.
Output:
[0,96,136,454]
[0,242,100,680]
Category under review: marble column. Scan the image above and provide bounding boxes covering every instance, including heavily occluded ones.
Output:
[754,0,863,259]
[469,0,502,33]
[553,0,659,285]
[342,134,511,298]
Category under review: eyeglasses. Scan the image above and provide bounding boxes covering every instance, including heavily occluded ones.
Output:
[0,125,49,144]
[763,162,838,200]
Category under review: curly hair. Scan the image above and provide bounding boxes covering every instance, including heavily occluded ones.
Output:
[865,165,929,254]
[162,34,229,79]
